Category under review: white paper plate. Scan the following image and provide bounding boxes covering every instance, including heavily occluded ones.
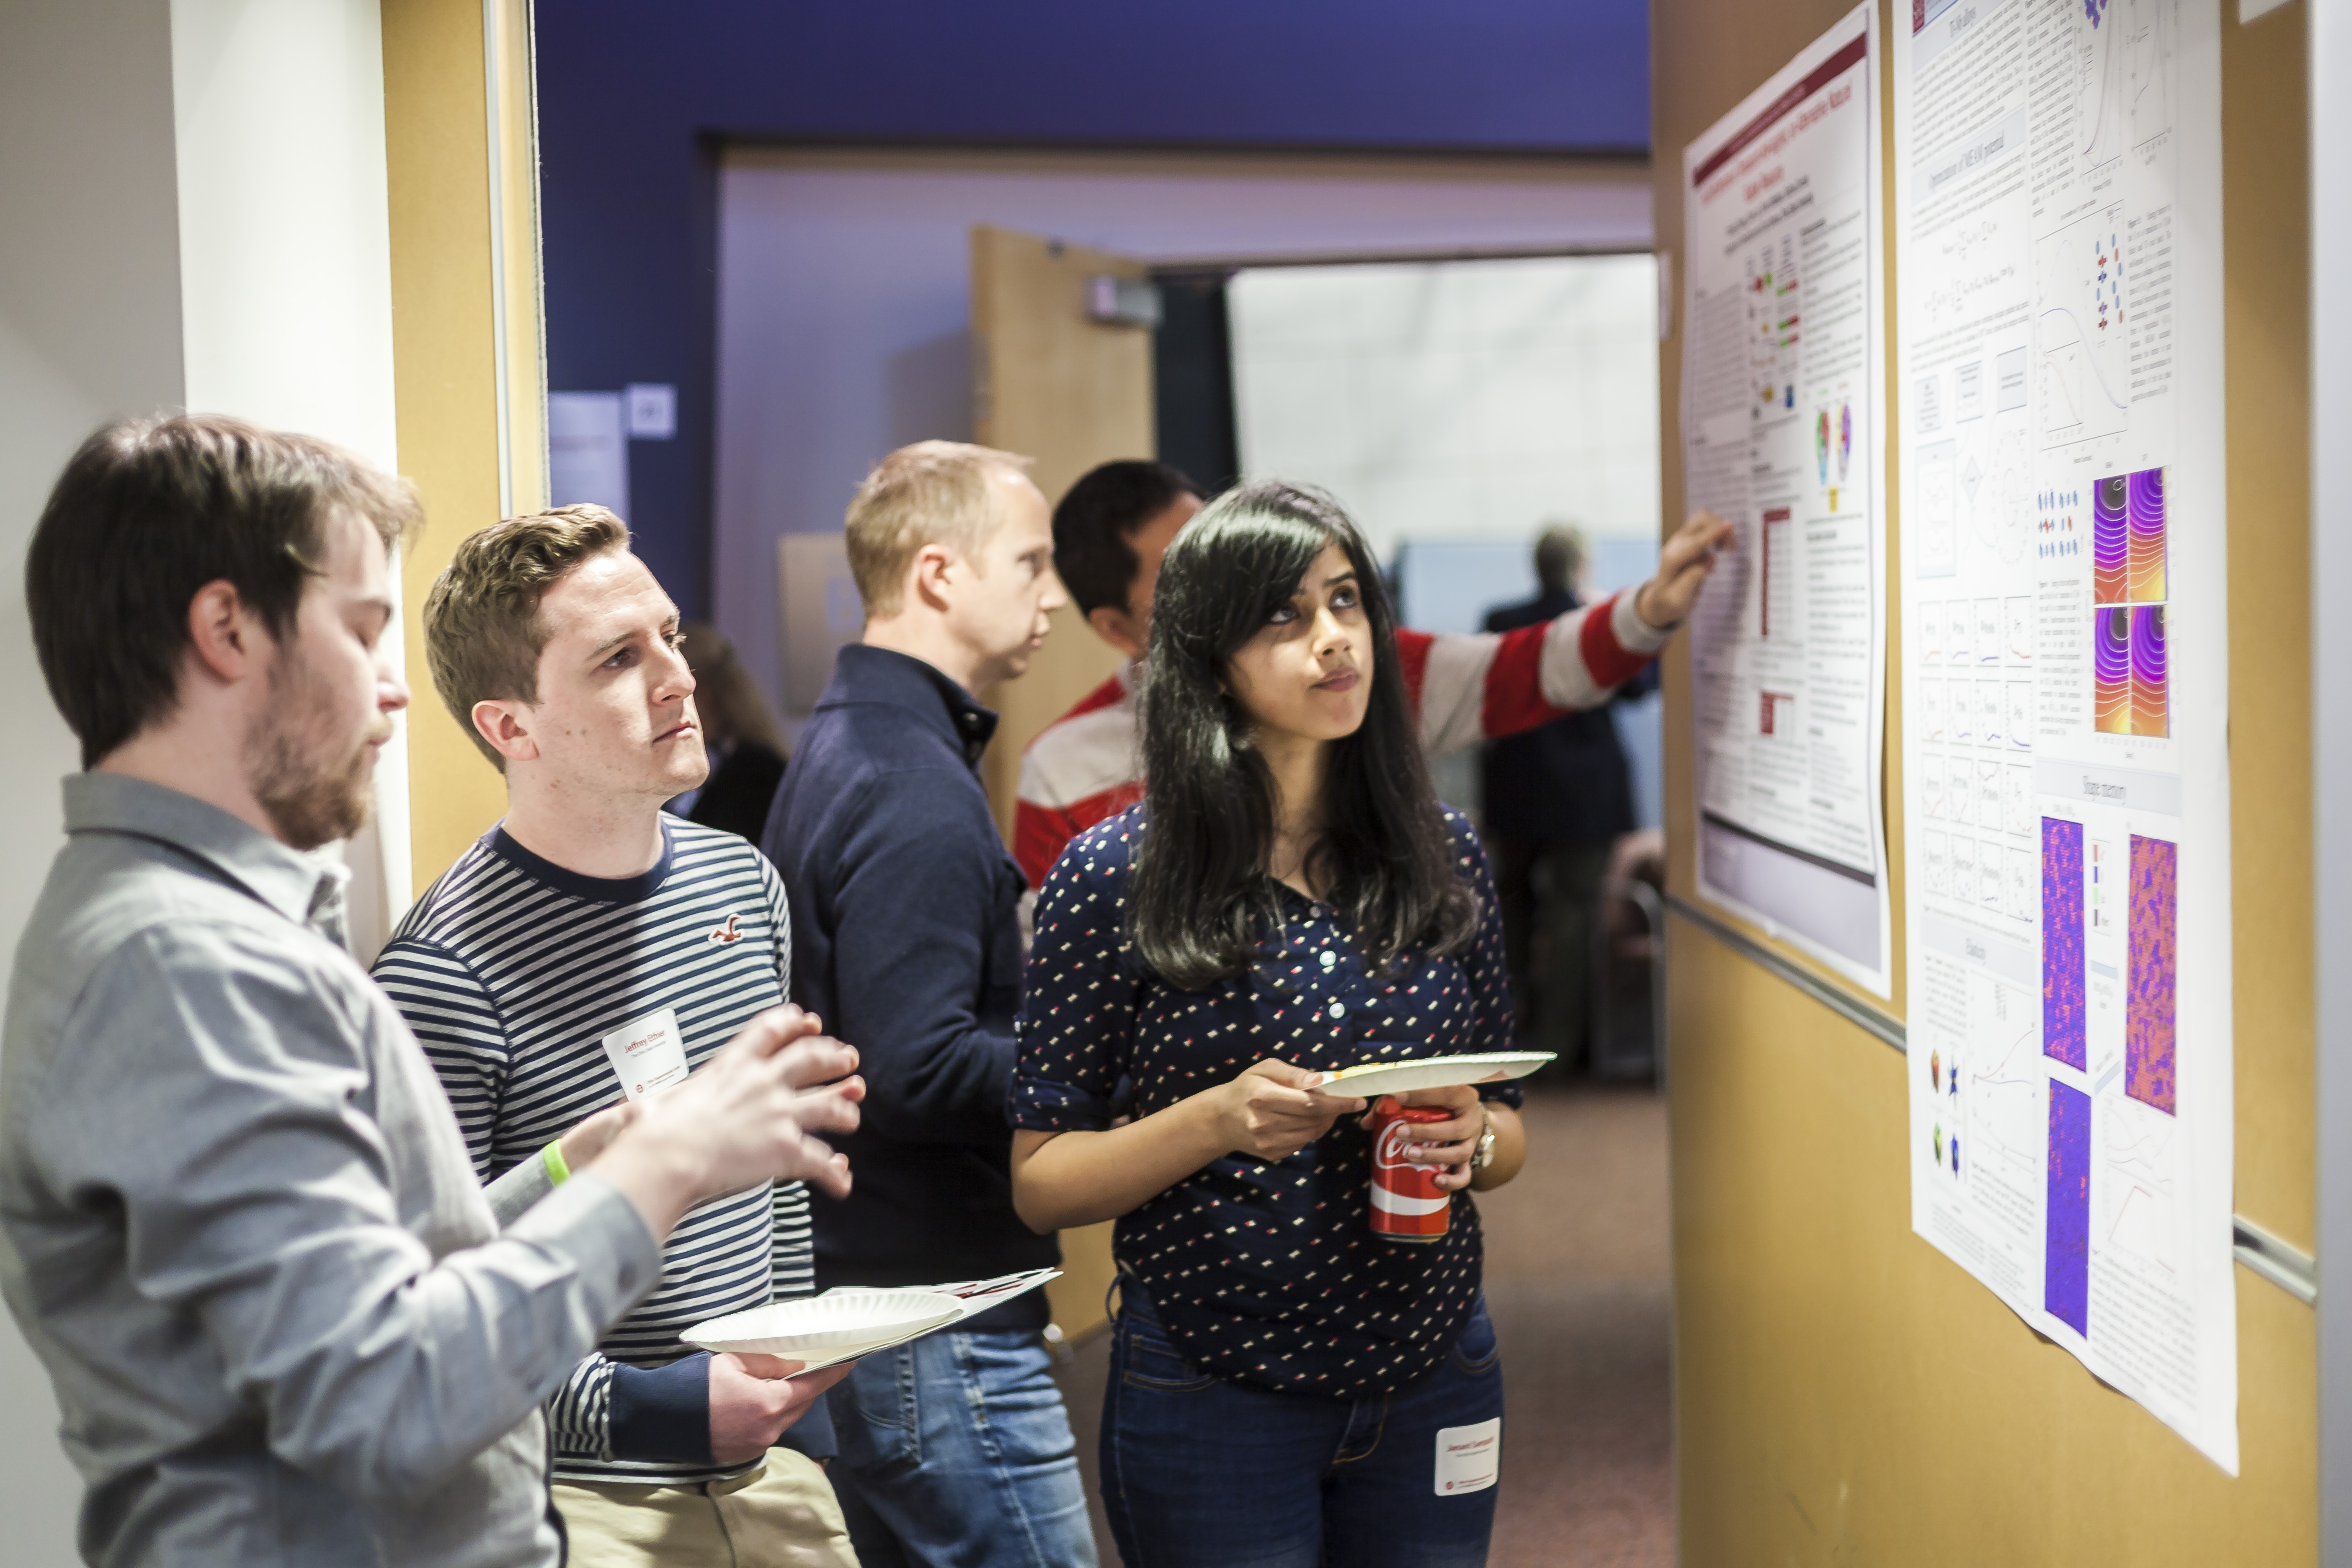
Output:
[682,1289,964,1363]
[1307,1050,1556,1098]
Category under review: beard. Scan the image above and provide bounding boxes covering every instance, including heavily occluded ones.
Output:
[244,649,386,852]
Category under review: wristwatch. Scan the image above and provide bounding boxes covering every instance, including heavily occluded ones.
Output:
[1472,1104,1498,1172]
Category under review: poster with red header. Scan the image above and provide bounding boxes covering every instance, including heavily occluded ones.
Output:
[1681,4,1892,996]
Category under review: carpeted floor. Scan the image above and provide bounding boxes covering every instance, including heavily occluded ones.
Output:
[1051,1081,1674,1567]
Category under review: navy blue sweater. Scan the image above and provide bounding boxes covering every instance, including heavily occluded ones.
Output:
[762,646,1057,1329]
[1480,588,1654,844]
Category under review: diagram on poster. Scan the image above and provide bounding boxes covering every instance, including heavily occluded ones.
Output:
[1897,0,2234,1471]
[1680,4,1891,995]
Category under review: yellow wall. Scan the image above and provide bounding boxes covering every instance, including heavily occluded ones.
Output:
[382,0,542,891]
[1654,1,2316,1560]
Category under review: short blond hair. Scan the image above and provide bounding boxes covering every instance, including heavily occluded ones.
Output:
[844,441,1034,616]
[423,504,631,769]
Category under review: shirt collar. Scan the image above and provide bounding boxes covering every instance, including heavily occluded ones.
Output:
[62,771,348,934]
[821,644,999,767]
[488,817,676,905]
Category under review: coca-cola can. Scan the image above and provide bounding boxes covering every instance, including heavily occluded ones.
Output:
[1369,1099,1452,1242]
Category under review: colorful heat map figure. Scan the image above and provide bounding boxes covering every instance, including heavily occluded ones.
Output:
[2094,474,2129,603]
[2128,835,2179,1115]
[2043,817,2087,1070]
[2094,606,2133,734]
[1816,408,1831,486]
[1837,400,1853,482]
[2127,466,2167,601]
[2131,603,2169,736]
[2045,1081,2092,1337]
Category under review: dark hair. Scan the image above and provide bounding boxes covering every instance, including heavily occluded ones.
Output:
[1534,524,1585,595]
[27,415,419,767]
[679,620,787,756]
[1128,481,1476,988]
[1051,459,1201,617]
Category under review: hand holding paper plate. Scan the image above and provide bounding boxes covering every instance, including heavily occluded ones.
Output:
[1305,1050,1555,1099]
[682,1269,1061,1372]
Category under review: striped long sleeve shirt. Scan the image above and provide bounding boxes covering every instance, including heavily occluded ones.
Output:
[373,818,820,1486]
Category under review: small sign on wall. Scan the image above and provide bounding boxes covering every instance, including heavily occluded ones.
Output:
[625,382,676,439]
[548,391,628,517]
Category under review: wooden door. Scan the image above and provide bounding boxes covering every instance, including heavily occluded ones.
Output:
[969,224,1153,840]
[969,224,1156,1340]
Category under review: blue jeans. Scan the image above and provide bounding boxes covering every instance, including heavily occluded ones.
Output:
[1100,1284,1504,1568]
[825,1328,1098,1568]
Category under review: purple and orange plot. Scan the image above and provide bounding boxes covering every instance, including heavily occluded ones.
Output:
[2128,835,2179,1115]
[2045,1080,2091,1337]
[2094,607,2132,734]
[2093,475,2129,604]
[2043,818,2086,1069]
[2130,604,2168,737]
[2127,466,2167,601]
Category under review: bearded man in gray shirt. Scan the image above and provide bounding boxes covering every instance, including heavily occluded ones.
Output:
[0,415,867,1568]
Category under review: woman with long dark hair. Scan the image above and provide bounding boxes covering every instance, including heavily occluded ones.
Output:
[1009,482,1526,1568]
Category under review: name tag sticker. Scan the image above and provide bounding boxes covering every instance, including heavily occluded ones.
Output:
[1434,1417,1500,1496]
[601,1007,689,1100]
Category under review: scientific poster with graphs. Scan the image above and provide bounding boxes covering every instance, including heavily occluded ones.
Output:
[1681,4,1892,995]
[1896,0,2236,1470]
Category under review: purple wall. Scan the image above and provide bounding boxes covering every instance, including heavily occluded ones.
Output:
[534,0,1653,614]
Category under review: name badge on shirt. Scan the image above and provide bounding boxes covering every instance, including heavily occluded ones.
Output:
[1434,1418,1501,1496]
[601,1007,690,1100]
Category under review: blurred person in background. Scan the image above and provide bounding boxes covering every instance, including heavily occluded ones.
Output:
[1479,524,1656,1069]
[666,619,790,841]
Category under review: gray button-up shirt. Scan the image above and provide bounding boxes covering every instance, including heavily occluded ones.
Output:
[0,774,664,1567]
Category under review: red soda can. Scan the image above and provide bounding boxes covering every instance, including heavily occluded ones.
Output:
[1369,1099,1452,1243]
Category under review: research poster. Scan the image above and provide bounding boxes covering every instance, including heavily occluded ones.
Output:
[1681,4,1892,996]
[1896,0,2236,1470]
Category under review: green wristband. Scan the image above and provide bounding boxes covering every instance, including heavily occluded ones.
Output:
[542,1139,572,1187]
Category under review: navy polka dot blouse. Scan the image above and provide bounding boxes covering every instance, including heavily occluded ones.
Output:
[1009,803,1520,1399]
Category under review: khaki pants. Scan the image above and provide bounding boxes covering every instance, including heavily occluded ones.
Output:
[554,1452,859,1568]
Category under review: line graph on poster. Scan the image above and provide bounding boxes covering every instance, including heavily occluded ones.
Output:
[1966,983,2044,1175]
[2124,0,2176,155]
[2068,0,2177,173]
[2099,1093,2182,1278]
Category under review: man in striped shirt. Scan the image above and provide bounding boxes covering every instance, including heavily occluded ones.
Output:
[376,506,856,1568]
[1016,461,1735,887]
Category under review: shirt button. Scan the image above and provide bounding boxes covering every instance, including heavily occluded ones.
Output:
[1328,1002,1346,1019]
[1319,950,1338,970]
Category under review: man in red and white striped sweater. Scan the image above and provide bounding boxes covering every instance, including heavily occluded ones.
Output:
[1014,461,1733,887]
